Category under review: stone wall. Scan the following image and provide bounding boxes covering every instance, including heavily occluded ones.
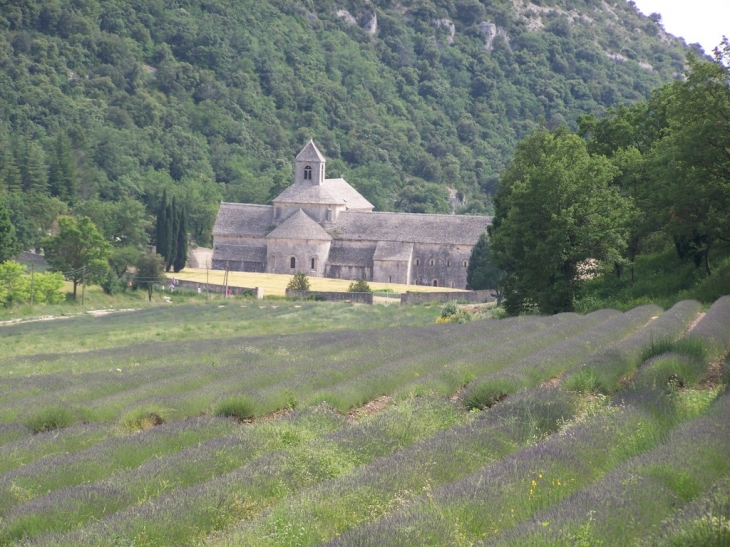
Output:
[399,290,495,305]
[171,278,263,299]
[286,289,374,304]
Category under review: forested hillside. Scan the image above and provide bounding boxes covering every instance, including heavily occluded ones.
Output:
[0,0,697,248]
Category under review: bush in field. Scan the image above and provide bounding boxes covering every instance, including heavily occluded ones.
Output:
[287,271,310,291]
[121,408,166,430]
[26,406,75,433]
[437,301,471,324]
[347,279,372,293]
[215,396,256,421]
[463,377,516,409]
[0,261,65,306]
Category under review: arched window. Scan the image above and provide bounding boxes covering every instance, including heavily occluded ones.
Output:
[304,165,312,180]
[429,259,434,266]
[311,257,317,270]
[270,254,276,270]
[451,281,455,288]
[433,279,438,287]
[462,260,468,267]
[415,258,420,266]
[290,256,296,269]
[447,260,451,267]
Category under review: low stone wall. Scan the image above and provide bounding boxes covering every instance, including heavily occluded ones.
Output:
[286,289,374,304]
[400,290,495,305]
[171,278,263,299]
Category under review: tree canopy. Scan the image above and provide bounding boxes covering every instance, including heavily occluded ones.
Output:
[490,127,630,314]
[42,216,111,299]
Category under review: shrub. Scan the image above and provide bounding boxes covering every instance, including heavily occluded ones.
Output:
[287,271,310,291]
[214,396,256,421]
[437,301,471,324]
[463,377,517,409]
[121,408,166,430]
[26,406,75,433]
[348,279,372,293]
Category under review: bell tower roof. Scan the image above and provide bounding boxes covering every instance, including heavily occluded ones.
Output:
[296,140,326,163]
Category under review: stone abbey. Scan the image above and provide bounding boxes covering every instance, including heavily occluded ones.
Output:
[212,141,491,288]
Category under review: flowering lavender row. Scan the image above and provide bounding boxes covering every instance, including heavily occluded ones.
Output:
[26,398,463,547]
[488,389,730,546]
[1,405,348,543]
[392,312,619,402]
[315,314,596,404]
[638,473,730,546]
[0,416,238,516]
[263,314,567,412]
[563,299,702,394]
[323,386,695,547]
[0,423,31,447]
[687,295,730,358]
[463,306,658,409]
[215,387,578,547]
[0,328,382,421]
[95,315,530,419]
[1,317,515,426]
[0,422,113,474]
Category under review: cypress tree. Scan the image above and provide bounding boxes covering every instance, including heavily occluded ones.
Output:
[156,191,168,260]
[173,208,188,272]
[165,198,177,271]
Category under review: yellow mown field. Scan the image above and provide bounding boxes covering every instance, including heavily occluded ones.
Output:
[172,268,464,297]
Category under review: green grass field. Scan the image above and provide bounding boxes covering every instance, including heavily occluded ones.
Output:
[0,296,728,546]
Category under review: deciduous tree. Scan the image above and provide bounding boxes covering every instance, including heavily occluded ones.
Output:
[43,216,111,299]
[490,127,631,315]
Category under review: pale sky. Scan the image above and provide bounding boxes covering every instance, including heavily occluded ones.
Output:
[630,0,729,54]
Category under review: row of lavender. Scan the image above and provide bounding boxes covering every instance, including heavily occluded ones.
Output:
[1,300,718,545]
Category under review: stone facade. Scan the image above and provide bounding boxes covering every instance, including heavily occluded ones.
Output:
[212,141,491,288]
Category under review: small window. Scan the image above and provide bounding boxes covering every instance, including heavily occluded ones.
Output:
[304,165,312,180]
[462,260,468,267]
[270,254,276,270]
[311,257,317,270]
[447,260,450,267]
[290,257,296,269]
[429,259,434,266]
[388,276,392,283]
[433,279,438,287]
[415,258,420,266]
[451,281,455,288]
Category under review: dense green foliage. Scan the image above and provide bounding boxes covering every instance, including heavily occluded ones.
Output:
[155,191,188,272]
[287,271,310,291]
[485,46,730,314]
[0,0,695,251]
[133,251,166,301]
[347,278,372,293]
[42,215,111,298]
[466,231,504,303]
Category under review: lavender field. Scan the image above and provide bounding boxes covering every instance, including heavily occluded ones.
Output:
[0,297,728,546]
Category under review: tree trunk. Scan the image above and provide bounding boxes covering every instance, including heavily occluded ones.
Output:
[72,278,78,300]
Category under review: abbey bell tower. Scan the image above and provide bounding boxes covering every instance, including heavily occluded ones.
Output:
[295,139,326,185]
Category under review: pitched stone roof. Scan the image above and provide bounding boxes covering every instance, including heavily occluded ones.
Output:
[373,241,413,262]
[326,246,375,266]
[296,140,326,162]
[272,183,341,205]
[212,245,267,263]
[267,209,332,241]
[213,203,273,237]
[322,178,374,210]
[335,211,492,245]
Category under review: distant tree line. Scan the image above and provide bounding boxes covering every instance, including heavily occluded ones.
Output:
[469,45,730,315]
